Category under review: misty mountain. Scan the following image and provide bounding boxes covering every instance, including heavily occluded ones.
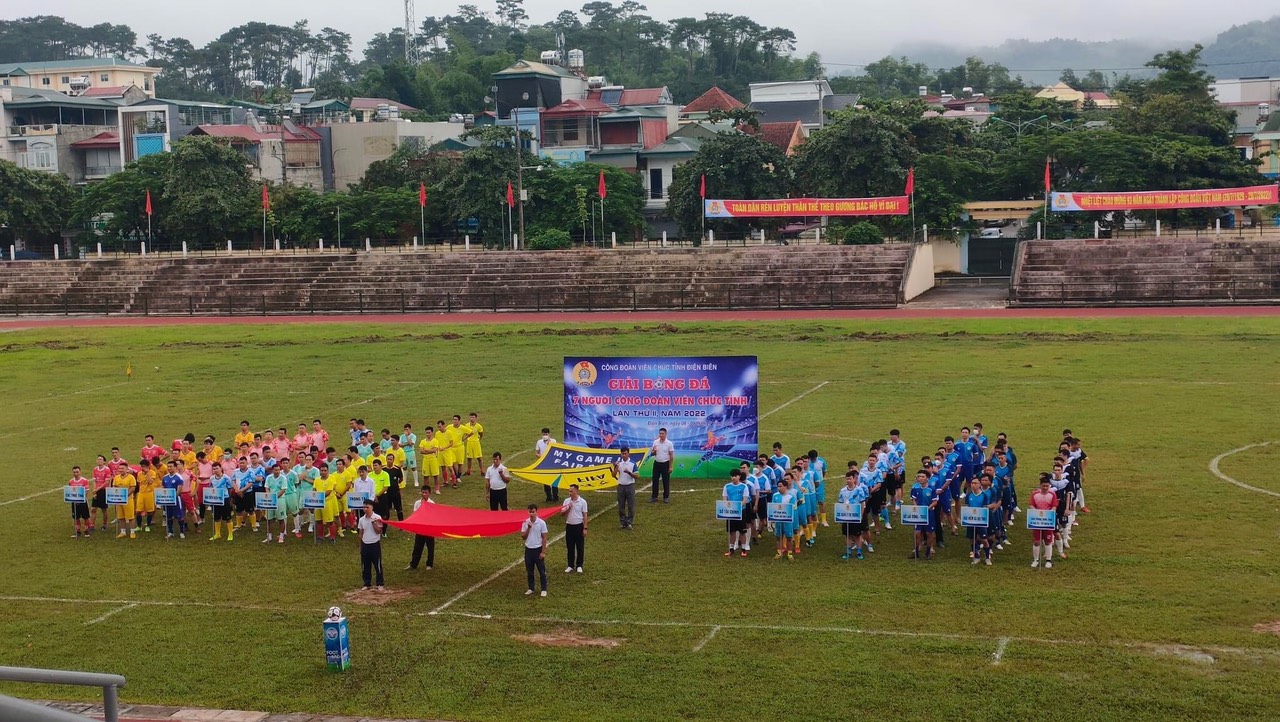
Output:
[883,15,1280,86]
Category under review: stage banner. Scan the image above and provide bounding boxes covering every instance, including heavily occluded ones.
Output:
[509,441,648,492]
[564,356,759,479]
[704,197,908,218]
[1050,185,1278,212]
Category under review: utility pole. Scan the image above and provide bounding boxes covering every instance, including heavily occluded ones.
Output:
[515,115,525,249]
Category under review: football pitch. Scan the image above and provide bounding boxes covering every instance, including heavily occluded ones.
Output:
[2,316,1279,721]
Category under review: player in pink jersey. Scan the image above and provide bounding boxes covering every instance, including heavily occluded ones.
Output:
[1029,473,1058,569]
[68,466,92,537]
[90,455,113,533]
[140,435,166,464]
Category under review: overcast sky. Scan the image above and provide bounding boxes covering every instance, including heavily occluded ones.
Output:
[34,1,1280,67]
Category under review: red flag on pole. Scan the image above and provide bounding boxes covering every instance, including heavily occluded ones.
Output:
[699,174,706,199]
[506,181,515,208]
[904,168,915,196]
[419,182,427,208]
[145,189,153,216]
[598,171,607,199]
[261,184,270,211]
[1044,158,1052,193]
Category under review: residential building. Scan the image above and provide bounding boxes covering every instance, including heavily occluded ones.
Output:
[491,59,589,154]
[679,86,745,122]
[742,120,806,155]
[190,122,325,191]
[1,86,125,182]
[748,80,859,129]
[1221,101,1269,161]
[1034,82,1119,110]
[0,58,158,97]
[348,97,412,123]
[1211,77,1280,104]
[1251,112,1280,178]
[637,136,701,209]
[328,120,465,190]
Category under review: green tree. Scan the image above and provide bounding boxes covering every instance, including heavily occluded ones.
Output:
[0,160,73,248]
[162,135,257,246]
[70,152,172,248]
[525,162,645,241]
[667,131,790,237]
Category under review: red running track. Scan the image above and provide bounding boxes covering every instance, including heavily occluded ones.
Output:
[1,306,1279,330]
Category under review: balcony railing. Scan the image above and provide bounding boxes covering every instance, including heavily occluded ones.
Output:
[85,165,121,178]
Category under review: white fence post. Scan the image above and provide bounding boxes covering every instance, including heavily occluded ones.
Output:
[923,224,929,244]
[513,234,519,250]
[140,241,146,256]
[274,238,280,251]
[1215,218,1221,237]
[661,231,667,247]
[53,244,60,260]
[1094,221,1100,239]
[226,240,232,253]
[413,236,419,250]
[182,241,188,258]
[1155,219,1162,238]
[611,231,616,248]
[318,238,325,251]
[1036,222,1042,240]
[96,243,102,259]
[364,237,371,252]
[465,235,470,250]
[815,227,821,244]
[708,230,715,246]
[8,245,14,261]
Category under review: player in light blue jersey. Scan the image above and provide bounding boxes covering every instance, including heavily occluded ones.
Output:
[772,478,795,561]
[963,477,987,565]
[748,460,770,540]
[723,470,751,557]
[875,441,894,530]
[857,452,883,553]
[770,443,790,478]
[263,466,289,544]
[400,424,419,487]
[888,430,907,510]
[738,462,758,550]
[807,450,830,527]
[979,473,1003,563]
[908,471,938,560]
[836,472,869,560]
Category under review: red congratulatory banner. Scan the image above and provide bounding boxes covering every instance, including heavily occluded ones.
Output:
[704,196,909,218]
[1051,184,1279,212]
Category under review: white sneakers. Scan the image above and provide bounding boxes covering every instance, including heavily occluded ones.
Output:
[1044,561,1053,569]
[540,590,548,597]
[565,566,574,573]
[525,589,534,595]
[575,566,583,573]
[1031,560,1040,568]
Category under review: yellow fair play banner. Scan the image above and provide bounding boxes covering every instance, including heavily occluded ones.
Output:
[509,442,648,492]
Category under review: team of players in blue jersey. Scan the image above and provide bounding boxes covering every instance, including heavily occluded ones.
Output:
[720,425,1090,566]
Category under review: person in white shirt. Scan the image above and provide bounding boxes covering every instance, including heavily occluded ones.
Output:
[560,484,589,573]
[406,487,436,571]
[485,452,511,511]
[351,466,376,506]
[520,504,549,596]
[536,427,559,502]
[357,500,385,591]
[649,427,675,503]
[612,446,637,529]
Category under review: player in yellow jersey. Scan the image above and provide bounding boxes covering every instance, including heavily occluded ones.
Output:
[112,465,139,538]
[331,458,355,535]
[234,420,255,449]
[463,412,485,476]
[419,428,443,494]
[313,466,339,543]
[134,458,159,532]
[433,420,456,489]
[203,436,224,463]
[445,417,467,487]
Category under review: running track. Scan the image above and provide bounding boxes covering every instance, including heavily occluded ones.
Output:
[2,305,1280,330]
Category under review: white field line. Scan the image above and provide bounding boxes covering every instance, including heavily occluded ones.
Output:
[0,414,103,441]
[992,636,1010,665]
[692,625,721,653]
[427,500,619,616]
[5,594,1276,662]
[85,603,137,626]
[1209,442,1280,498]
[14,381,135,406]
[0,486,63,507]
[759,381,829,421]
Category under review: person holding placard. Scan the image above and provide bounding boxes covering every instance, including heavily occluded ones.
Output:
[908,471,939,560]
[67,466,91,538]
[161,464,187,539]
[748,459,771,540]
[836,472,867,560]
[1029,474,1058,569]
[1049,462,1073,559]
[611,446,637,530]
[979,474,1004,565]
[352,466,376,520]
[963,478,987,565]
[792,466,813,553]
[370,459,394,522]
[313,465,339,544]
[207,464,235,542]
[135,458,158,533]
[740,462,758,546]
[807,450,829,527]
[231,457,256,533]
[111,464,138,539]
[561,483,588,571]
[263,466,289,544]
[91,455,113,534]
[857,452,883,551]
[771,478,795,561]
[722,470,750,557]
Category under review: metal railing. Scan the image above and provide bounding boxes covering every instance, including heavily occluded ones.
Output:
[84,165,121,178]
[0,666,126,722]
[1012,278,1280,305]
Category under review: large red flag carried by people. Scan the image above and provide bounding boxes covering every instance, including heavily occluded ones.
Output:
[386,502,560,539]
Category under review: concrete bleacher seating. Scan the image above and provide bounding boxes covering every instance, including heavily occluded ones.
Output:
[1010,238,1280,306]
[0,245,913,315]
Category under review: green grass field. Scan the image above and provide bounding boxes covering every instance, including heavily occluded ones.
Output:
[2,317,1280,721]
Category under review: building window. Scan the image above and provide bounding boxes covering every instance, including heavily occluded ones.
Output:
[143,78,151,91]
[61,76,70,84]
[563,122,579,142]
[1,79,8,86]
[101,73,110,82]
[41,77,50,86]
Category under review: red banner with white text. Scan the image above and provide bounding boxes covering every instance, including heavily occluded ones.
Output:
[1050,185,1278,212]
[703,197,909,218]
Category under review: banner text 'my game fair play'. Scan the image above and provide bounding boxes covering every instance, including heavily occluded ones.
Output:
[564,357,759,479]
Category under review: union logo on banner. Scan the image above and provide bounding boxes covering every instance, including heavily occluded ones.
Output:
[573,361,598,387]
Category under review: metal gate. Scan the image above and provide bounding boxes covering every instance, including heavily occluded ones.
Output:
[967,238,1019,276]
